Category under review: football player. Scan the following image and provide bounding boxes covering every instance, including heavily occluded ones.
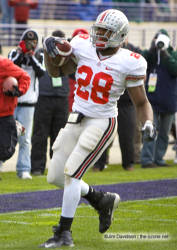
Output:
[40,9,155,248]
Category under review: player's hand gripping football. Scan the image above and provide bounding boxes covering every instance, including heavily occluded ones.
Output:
[43,36,72,58]
[142,120,156,141]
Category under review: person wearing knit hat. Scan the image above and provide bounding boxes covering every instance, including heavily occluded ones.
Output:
[157,29,169,37]
[21,29,38,41]
[18,29,38,55]
[8,29,45,180]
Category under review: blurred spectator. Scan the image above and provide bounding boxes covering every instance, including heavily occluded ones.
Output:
[117,40,142,170]
[0,0,14,44]
[0,55,30,179]
[169,116,176,144]
[8,29,44,179]
[31,29,69,176]
[117,90,136,171]
[9,0,38,40]
[0,0,14,31]
[141,29,177,168]
[174,112,177,163]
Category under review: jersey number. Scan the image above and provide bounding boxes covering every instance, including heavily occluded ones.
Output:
[76,65,113,104]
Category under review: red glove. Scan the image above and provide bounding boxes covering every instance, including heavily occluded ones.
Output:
[19,40,28,53]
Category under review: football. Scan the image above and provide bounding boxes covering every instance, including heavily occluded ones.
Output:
[56,40,72,56]
[50,40,72,66]
[2,76,18,92]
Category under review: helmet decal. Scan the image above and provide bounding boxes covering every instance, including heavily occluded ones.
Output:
[98,10,110,23]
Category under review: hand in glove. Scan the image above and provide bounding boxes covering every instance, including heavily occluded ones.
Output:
[18,40,36,55]
[142,120,156,141]
[43,36,72,58]
[4,85,22,97]
[18,40,29,53]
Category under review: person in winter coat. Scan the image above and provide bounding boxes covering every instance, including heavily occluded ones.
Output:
[8,29,45,179]
[0,55,30,179]
[141,29,177,168]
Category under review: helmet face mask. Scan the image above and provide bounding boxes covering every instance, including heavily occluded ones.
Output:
[90,9,129,49]
[91,26,113,49]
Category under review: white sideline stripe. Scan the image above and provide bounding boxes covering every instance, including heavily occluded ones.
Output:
[0,216,98,225]
[0,205,89,215]
[115,217,177,223]
[122,196,177,204]
[1,215,176,226]
[135,203,177,207]
[118,209,143,213]
[0,220,32,225]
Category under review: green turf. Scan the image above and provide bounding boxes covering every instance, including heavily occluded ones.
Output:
[0,162,177,194]
[0,163,177,250]
[0,197,176,250]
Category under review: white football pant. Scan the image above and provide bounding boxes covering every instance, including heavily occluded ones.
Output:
[47,117,117,188]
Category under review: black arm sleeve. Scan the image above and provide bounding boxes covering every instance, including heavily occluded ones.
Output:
[29,55,45,78]
[8,49,24,67]
[161,48,177,77]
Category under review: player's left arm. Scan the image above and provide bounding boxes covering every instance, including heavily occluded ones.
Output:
[125,52,156,140]
[128,85,156,141]
[128,85,153,124]
[126,51,153,124]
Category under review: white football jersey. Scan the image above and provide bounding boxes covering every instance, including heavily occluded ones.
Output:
[70,34,147,118]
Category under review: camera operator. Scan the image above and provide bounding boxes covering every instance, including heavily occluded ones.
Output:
[141,29,177,168]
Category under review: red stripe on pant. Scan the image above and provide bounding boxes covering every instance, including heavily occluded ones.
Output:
[74,118,116,179]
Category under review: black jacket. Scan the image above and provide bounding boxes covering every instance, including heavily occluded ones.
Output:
[142,45,177,113]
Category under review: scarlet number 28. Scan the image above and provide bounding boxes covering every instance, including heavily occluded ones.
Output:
[76,65,113,104]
